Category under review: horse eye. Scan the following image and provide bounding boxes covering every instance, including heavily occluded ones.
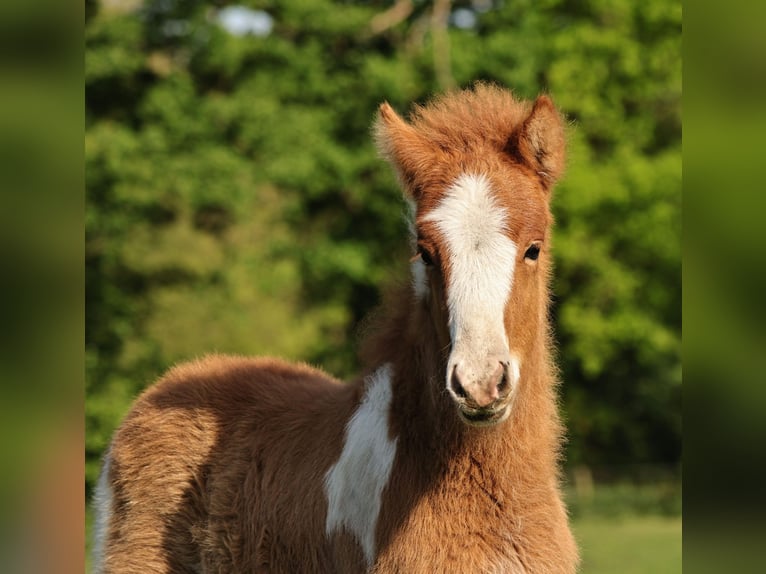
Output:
[418,247,434,267]
[524,243,541,261]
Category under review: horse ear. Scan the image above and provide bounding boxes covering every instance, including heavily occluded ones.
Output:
[511,95,566,190]
[374,102,433,197]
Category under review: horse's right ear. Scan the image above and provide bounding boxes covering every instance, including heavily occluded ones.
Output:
[374,102,433,197]
[509,95,566,191]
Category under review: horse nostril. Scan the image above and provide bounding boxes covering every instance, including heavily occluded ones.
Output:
[492,362,512,400]
[497,370,509,394]
[450,367,468,399]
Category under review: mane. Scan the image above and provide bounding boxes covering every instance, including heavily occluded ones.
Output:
[408,83,531,153]
[358,281,415,371]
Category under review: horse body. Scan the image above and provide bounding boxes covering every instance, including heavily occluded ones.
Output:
[94,85,579,573]
[95,358,349,572]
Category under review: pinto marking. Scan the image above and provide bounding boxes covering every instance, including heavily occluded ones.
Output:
[324,364,398,565]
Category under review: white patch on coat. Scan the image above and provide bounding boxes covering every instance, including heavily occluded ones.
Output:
[423,173,518,389]
[324,364,398,566]
[91,450,113,573]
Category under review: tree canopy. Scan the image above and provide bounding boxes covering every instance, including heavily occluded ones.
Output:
[86,0,681,493]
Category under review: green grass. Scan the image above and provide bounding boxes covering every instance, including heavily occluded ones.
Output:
[573,515,682,574]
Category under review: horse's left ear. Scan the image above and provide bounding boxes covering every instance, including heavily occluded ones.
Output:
[511,95,566,190]
[374,102,436,198]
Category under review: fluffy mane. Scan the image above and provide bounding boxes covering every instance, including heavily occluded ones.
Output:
[407,83,531,153]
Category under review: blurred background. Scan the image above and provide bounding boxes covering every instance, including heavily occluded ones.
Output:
[85,0,681,571]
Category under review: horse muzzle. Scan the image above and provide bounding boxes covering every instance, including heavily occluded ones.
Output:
[447,356,519,427]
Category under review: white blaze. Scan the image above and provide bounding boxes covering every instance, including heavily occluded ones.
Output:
[423,173,518,389]
[324,364,398,566]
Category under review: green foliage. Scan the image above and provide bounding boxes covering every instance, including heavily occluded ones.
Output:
[86,0,680,494]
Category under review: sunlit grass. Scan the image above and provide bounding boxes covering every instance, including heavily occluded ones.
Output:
[573,515,682,574]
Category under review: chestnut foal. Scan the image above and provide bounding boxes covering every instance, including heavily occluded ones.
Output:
[93,84,579,573]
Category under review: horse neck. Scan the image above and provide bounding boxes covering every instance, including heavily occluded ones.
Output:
[368,287,562,475]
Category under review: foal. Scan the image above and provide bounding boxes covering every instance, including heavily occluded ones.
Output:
[93,84,579,573]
